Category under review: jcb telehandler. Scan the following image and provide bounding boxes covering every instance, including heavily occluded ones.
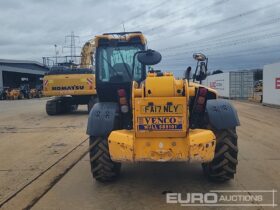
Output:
[87,32,239,182]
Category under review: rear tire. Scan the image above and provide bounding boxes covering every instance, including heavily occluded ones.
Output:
[89,136,121,182]
[46,99,61,115]
[202,128,238,182]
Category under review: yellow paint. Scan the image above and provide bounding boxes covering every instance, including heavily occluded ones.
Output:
[134,73,185,98]
[43,74,96,96]
[145,75,177,97]
[188,129,216,162]
[108,130,134,161]
[80,39,95,69]
[105,55,218,164]
[108,129,215,162]
[94,33,146,47]
[43,36,96,98]
[189,82,218,97]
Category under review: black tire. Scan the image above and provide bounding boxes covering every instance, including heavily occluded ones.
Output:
[87,96,98,113]
[89,136,121,182]
[46,99,61,115]
[202,128,238,182]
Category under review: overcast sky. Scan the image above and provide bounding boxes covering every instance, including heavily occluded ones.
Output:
[0,0,280,76]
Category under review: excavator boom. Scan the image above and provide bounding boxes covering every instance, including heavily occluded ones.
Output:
[80,39,95,69]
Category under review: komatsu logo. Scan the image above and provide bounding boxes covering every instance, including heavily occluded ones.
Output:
[52,85,84,91]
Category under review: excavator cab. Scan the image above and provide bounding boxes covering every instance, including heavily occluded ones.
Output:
[94,32,146,102]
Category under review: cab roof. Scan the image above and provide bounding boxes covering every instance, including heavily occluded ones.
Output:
[94,31,146,47]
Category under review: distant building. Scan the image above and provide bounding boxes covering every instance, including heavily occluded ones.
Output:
[263,62,280,106]
[0,59,49,89]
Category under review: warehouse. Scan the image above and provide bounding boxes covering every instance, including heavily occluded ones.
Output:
[263,62,280,106]
[0,59,49,89]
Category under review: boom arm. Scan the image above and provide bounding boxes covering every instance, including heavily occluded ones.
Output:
[80,39,95,69]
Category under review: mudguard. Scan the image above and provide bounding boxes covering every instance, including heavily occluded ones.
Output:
[86,102,119,136]
[206,99,240,130]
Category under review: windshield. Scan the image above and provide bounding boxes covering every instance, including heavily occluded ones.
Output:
[97,45,144,83]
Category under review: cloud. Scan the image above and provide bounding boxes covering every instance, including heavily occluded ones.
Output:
[0,0,280,76]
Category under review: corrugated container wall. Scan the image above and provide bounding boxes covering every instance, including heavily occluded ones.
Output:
[203,71,254,99]
[263,62,280,106]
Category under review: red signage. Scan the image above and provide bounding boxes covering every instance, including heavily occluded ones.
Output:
[210,81,216,88]
[276,78,280,89]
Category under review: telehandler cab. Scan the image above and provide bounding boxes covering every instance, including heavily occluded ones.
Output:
[87,31,239,182]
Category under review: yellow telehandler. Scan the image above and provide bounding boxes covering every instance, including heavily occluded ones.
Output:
[43,38,98,115]
[87,32,239,182]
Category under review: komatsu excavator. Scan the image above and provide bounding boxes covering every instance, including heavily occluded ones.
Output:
[43,39,98,115]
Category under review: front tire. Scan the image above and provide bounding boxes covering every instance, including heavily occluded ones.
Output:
[89,136,121,182]
[202,128,238,182]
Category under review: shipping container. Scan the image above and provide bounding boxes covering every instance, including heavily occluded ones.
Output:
[203,71,254,99]
[263,62,280,106]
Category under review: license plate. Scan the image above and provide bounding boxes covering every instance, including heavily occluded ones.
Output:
[141,104,183,114]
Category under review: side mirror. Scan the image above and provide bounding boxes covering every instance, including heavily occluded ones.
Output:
[137,49,162,65]
[193,53,206,61]
[192,53,208,83]
[195,62,207,81]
